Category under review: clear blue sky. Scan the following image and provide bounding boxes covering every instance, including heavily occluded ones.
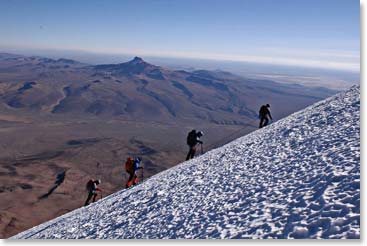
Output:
[0,0,360,71]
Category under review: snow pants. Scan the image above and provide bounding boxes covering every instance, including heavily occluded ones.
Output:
[259,116,269,128]
[84,191,98,206]
[126,171,138,188]
[186,145,196,160]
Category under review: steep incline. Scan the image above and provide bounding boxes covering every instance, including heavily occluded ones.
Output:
[12,86,360,239]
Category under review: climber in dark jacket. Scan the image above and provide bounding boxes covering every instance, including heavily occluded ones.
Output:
[186,130,204,160]
[259,104,273,128]
[84,179,102,206]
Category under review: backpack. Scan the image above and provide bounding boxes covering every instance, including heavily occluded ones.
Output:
[259,105,268,116]
[187,130,197,146]
[86,179,94,191]
[125,157,134,172]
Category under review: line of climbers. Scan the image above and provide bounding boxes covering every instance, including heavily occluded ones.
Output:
[84,104,273,206]
[84,157,143,206]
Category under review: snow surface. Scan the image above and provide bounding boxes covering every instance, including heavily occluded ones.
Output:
[12,86,360,239]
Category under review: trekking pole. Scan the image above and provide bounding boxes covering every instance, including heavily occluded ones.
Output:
[200,143,203,155]
[141,167,144,183]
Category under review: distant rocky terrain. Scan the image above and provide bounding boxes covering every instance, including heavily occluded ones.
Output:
[0,53,336,124]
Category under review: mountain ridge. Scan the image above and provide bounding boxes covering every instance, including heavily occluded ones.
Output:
[0,53,338,126]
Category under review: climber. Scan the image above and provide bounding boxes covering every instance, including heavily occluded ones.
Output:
[84,179,102,206]
[186,129,204,160]
[259,104,273,128]
[125,157,143,188]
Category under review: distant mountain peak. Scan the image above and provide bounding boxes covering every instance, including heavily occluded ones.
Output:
[93,56,157,75]
[129,56,145,64]
[57,58,78,64]
[132,56,143,61]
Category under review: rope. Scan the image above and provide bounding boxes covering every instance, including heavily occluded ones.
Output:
[205,124,255,151]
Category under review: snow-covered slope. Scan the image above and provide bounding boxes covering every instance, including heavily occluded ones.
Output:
[12,86,360,239]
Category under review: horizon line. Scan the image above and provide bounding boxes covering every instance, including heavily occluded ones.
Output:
[0,45,360,73]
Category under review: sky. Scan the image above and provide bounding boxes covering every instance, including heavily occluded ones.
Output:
[0,0,360,72]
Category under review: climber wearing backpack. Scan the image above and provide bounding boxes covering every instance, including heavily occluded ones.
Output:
[259,104,273,128]
[84,179,102,206]
[125,157,143,188]
[185,129,204,160]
